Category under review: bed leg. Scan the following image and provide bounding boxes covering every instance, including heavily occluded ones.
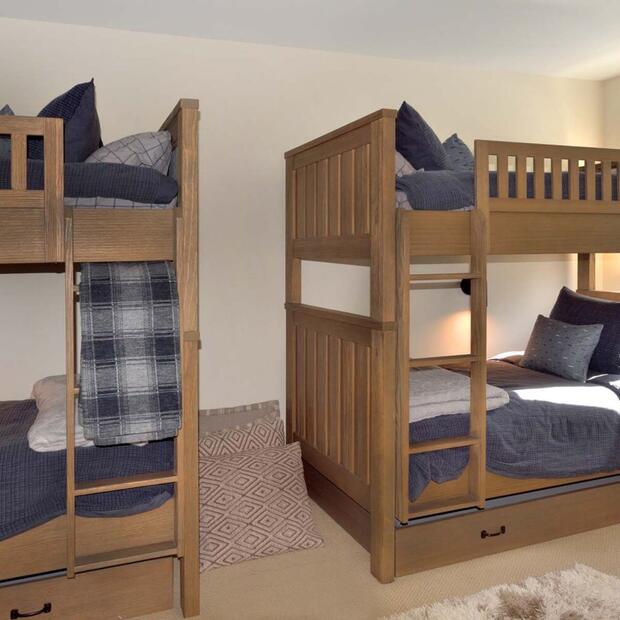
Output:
[180,555,200,617]
[370,330,396,584]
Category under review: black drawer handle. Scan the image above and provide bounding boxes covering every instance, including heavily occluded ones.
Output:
[481,526,506,539]
[10,603,52,619]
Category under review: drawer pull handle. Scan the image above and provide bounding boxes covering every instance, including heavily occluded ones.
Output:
[481,526,506,539]
[10,603,52,619]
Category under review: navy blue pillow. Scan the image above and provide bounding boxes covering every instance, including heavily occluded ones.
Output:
[443,133,474,171]
[29,80,102,162]
[396,170,473,211]
[395,101,451,171]
[550,287,620,374]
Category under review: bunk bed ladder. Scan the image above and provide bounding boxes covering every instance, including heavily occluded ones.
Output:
[396,205,488,523]
[63,215,178,577]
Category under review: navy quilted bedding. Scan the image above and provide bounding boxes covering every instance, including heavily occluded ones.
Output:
[0,399,174,541]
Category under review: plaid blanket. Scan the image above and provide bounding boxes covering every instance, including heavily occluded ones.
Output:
[79,262,182,446]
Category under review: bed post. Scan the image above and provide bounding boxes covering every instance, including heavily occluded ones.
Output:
[169,100,201,618]
[577,253,596,291]
[286,157,301,444]
[368,116,396,583]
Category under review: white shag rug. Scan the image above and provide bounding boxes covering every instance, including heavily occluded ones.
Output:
[384,564,620,620]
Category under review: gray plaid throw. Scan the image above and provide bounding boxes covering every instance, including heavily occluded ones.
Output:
[79,262,181,446]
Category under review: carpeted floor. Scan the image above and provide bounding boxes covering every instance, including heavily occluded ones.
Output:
[137,501,620,620]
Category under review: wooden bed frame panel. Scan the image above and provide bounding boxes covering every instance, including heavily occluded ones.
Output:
[285,109,620,583]
[0,100,201,618]
[0,500,175,582]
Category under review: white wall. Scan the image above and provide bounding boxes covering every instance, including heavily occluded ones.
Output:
[0,17,604,406]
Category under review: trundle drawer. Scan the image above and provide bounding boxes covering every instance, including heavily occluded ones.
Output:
[395,481,620,576]
[0,558,173,620]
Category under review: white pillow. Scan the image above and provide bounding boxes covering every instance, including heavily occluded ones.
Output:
[86,131,172,174]
[28,375,94,452]
[396,150,416,177]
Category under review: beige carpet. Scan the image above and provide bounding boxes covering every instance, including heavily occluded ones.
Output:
[138,501,620,620]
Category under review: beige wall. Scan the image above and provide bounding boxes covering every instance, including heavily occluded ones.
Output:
[0,17,604,406]
[601,74,620,290]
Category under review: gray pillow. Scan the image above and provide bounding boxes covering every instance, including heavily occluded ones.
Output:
[395,150,416,178]
[0,104,14,159]
[86,131,172,174]
[520,315,603,382]
[443,133,474,171]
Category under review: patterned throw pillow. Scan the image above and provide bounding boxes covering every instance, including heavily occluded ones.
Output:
[520,314,603,382]
[550,287,620,374]
[443,133,474,171]
[395,150,416,178]
[199,442,323,570]
[86,132,172,174]
[199,399,280,435]
[29,79,102,162]
[198,416,284,457]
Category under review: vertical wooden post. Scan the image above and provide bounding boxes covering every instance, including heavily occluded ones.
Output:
[175,104,201,618]
[578,253,596,291]
[286,157,301,444]
[44,118,64,262]
[368,115,396,583]
[471,141,490,509]
[395,211,410,523]
[64,215,76,578]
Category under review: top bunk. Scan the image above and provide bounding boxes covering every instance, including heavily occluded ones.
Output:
[284,108,620,260]
[0,96,199,265]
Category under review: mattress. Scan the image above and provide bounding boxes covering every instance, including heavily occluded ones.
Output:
[0,399,174,541]
[408,359,620,501]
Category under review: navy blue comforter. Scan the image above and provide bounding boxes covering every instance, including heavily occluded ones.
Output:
[0,399,174,541]
[409,360,620,500]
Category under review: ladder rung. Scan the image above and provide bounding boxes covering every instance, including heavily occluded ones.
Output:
[409,272,481,282]
[408,494,478,519]
[75,541,177,573]
[410,354,481,368]
[74,471,177,496]
[409,436,478,454]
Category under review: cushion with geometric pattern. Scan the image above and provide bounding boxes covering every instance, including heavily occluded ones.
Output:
[199,442,323,570]
[198,416,285,458]
[86,131,172,174]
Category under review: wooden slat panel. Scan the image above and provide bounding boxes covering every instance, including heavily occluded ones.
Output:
[296,326,307,442]
[534,156,545,199]
[10,133,26,190]
[551,157,562,200]
[316,332,328,454]
[354,345,370,482]
[0,189,45,208]
[354,144,370,234]
[516,155,527,199]
[602,160,612,203]
[44,117,64,261]
[586,160,596,201]
[340,149,355,235]
[73,210,175,262]
[328,335,341,462]
[496,153,508,198]
[305,162,317,238]
[306,329,317,446]
[316,159,329,237]
[341,340,355,472]
[328,155,341,236]
[293,235,370,263]
[295,166,306,239]
[569,159,579,200]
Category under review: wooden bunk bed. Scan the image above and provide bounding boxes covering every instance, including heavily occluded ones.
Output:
[0,99,200,619]
[284,109,620,584]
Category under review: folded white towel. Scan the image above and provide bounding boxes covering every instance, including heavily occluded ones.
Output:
[409,367,510,423]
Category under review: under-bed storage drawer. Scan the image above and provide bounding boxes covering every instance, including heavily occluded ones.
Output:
[0,558,172,620]
[395,481,620,576]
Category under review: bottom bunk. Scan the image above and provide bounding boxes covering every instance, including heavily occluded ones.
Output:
[0,398,177,582]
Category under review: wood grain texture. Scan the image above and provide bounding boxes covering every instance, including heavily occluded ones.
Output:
[0,559,173,620]
[0,502,175,581]
[396,481,620,576]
